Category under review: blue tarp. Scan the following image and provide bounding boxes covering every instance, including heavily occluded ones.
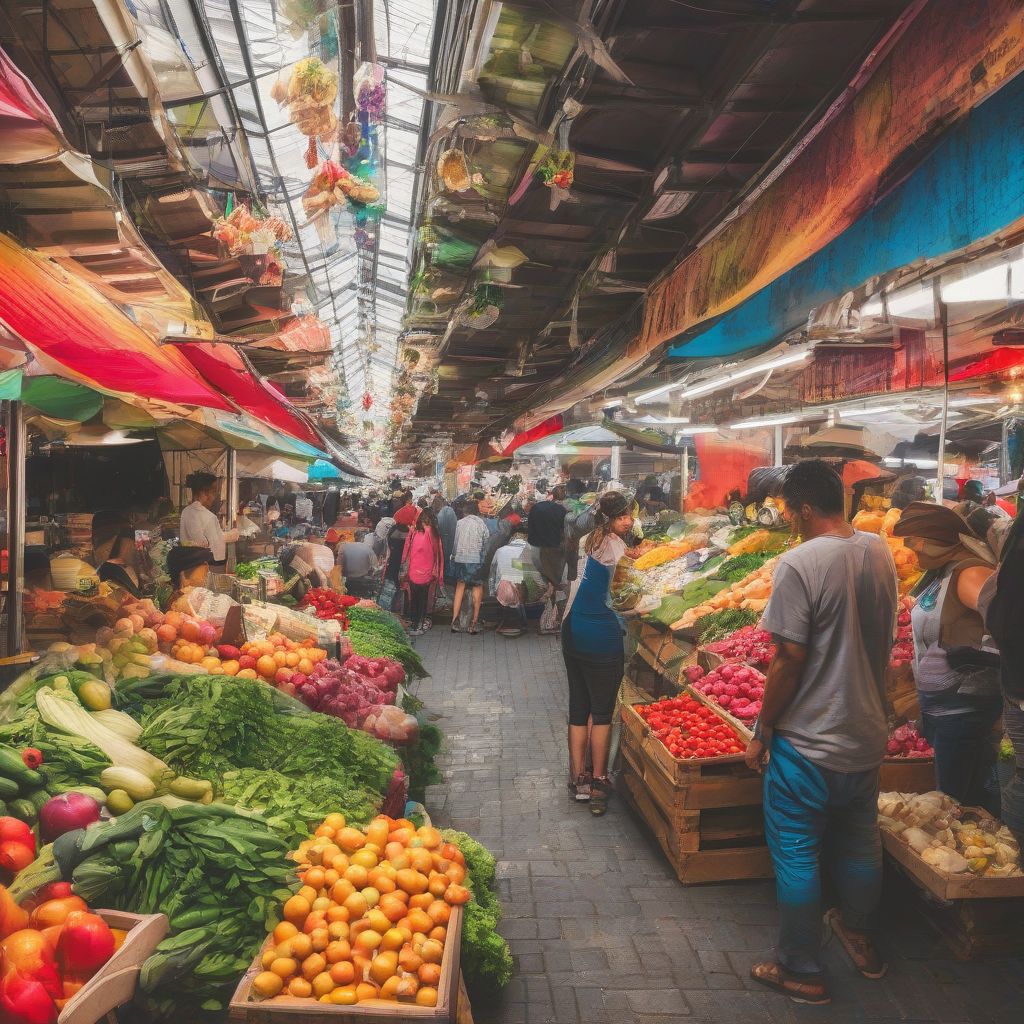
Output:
[669,71,1024,360]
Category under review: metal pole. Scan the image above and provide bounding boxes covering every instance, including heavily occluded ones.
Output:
[609,445,621,482]
[774,425,784,467]
[1000,416,1011,484]
[936,290,950,503]
[5,401,26,655]
[680,447,689,512]
[225,447,238,572]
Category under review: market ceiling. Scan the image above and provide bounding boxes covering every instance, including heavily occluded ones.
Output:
[399,0,917,460]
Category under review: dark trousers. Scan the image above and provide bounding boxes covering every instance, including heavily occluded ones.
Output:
[921,701,1002,816]
[409,582,430,627]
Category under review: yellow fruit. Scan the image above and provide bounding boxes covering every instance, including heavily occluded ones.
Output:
[261,949,277,970]
[361,888,382,911]
[379,975,402,1000]
[288,934,312,960]
[310,928,330,953]
[356,982,379,1002]
[328,921,350,941]
[336,827,366,854]
[287,977,312,998]
[396,869,428,895]
[325,940,351,964]
[420,938,444,964]
[252,971,284,999]
[283,895,311,925]
[297,885,317,904]
[380,928,406,952]
[301,953,327,981]
[272,921,298,944]
[270,957,297,979]
[330,985,358,1005]
[343,892,369,919]
[351,848,378,870]
[369,950,398,985]
[344,864,369,888]
[366,818,390,849]
[416,987,438,1007]
[353,929,384,953]
[331,879,355,904]
[311,972,336,998]
[311,896,332,913]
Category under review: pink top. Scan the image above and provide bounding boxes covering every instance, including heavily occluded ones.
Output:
[407,527,442,584]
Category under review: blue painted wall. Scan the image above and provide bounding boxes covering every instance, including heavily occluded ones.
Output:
[669,71,1024,360]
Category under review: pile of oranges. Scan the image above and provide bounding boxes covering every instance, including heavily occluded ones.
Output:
[250,813,471,1007]
[239,634,328,684]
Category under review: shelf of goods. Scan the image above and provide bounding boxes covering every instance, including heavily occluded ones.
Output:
[877,792,1024,959]
[619,682,772,886]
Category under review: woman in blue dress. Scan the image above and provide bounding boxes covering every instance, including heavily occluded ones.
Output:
[561,491,635,815]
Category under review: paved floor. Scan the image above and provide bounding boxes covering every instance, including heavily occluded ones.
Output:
[409,627,1024,1024]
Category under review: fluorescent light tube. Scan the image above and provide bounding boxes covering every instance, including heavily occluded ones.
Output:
[730,415,801,430]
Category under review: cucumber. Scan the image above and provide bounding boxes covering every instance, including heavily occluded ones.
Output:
[0,745,36,785]
[16,767,44,790]
[0,775,20,800]
[9,798,37,824]
[28,789,51,813]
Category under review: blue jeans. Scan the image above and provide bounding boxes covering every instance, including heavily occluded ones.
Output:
[763,735,882,975]
[1001,699,1024,845]
[920,701,1002,816]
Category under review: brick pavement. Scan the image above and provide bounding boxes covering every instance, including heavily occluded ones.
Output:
[408,627,1024,1024]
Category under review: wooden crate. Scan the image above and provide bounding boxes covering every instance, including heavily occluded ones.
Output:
[230,909,463,1023]
[622,761,773,885]
[619,699,772,884]
[878,757,935,794]
[58,911,169,1024]
[909,892,1024,960]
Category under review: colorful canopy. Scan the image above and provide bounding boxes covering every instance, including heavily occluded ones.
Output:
[176,342,324,449]
[0,235,232,412]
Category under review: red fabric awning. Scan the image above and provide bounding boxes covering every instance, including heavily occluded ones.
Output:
[0,235,233,412]
[0,47,63,162]
[177,342,324,448]
[950,347,1024,381]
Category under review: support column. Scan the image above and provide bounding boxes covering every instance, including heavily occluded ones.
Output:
[5,401,26,655]
[936,292,950,502]
[680,447,689,512]
[773,425,784,467]
[609,445,621,483]
[225,448,238,572]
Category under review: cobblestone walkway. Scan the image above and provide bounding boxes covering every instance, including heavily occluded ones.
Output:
[409,627,1024,1024]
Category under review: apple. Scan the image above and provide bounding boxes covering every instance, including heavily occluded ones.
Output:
[238,655,256,670]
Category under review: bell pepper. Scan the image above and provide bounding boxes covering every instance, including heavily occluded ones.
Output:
[0,930,61,999]
[0,969,57,1024]
[56,911,114,982]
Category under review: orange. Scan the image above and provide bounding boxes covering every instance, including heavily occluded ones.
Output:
[330,985,358,1005]
[379,975,402,1000]
[429,926,446,943]
[427,901,451,926]
[297,658,314,676]
[416,987,438,1007]
[256,655,278,678]
[396,869,428,896]
[252,971,284,998]
[289,934,313,960]
[355,982,379,1002]
[282,895,311,926]
[273,921,298,944]
[270,957,297,979]
[343,893,368,919]
[406,908,433,935]
[409,893,434,912]
[418,962,441,987]
[303,867,326,890]
[353,929,383,953]
[310,929,330,953]
[297,885,317,904]
[220,660,239,676]
[237,669,258,679]
[287,977,312,998]
[326,905,350,925]
[274,650,288,667]
[301,953,327,981]
[325,940,351,964]
[329,960,355,985]
[343,864,369,888]
[327,922,350,941]
[311,972,335,998]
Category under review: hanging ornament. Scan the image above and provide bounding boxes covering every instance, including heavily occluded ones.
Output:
[362,391,374,411]
[437,149,472,193]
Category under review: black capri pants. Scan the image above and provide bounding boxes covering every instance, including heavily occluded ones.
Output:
[562,637,624,726]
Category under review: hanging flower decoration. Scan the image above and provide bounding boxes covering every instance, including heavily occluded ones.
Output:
[212,203,292,256]
[362,391,374,411]
[354,63,386,120]
[340,120,363,159]
[271,57,339,167]
[302,159,381,220]
[537,149,574,191]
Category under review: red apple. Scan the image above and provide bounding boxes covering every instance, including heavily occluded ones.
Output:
[238,655,256,671]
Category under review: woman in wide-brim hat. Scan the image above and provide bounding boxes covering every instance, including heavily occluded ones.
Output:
[893,501,1002,813]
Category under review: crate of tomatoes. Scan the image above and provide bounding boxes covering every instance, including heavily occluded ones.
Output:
[619,694,772,885]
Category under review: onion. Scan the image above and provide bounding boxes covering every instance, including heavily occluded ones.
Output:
[38,792,101,842]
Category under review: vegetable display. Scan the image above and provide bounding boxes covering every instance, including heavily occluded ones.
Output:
[347,606,428,679]
[700,624,776,667]
[632,535,708,571]
[878,791,1020,877]
[251,814,467,1007]
[234,633,329,684]
[886,721,933,759]
[633,696,746,760]
[298,588,358,622]
[891,596,914,669]
[671,561,776,629]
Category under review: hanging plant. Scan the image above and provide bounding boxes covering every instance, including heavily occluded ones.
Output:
[537,149,574,191]
[460,283,504,330]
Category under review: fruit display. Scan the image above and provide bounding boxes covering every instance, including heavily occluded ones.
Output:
[298,588,359,624]
[701,624,776,667]
[237,634,329,684]
[684,663,764,724]
[633,534,709,571]
[886,721,933,759]
[890,595,914,669]
[878,791,1021,877]
[633,696,746,760]
[0,874,117,1022]
[249,813,469,1008]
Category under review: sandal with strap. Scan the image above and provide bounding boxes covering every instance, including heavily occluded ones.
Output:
[824,909,888,979]
[750,962,831,1005]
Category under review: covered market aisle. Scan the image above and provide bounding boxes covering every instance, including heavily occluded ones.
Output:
[412,629,1024,1024]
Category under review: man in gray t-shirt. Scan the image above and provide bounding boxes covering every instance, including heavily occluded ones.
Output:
[760,532,897,771]
[746,460,897,1008]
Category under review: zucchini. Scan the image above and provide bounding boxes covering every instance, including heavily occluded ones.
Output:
[168,776,213,801]
[99,766,156,802]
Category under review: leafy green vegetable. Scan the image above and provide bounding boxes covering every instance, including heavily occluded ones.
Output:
[692,608,760,645]
[347,607,428,678]
[710,552,770,583]
[441,829,512,994]
[0,708,111,790]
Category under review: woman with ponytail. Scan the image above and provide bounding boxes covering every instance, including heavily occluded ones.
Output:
[561,490,635,815]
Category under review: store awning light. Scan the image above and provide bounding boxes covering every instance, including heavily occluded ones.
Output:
[730,414,802,430]
[884,456,938,468]
[636,348,811,405]
[886,282,935,320]
[626,415,690,424]
[941,262,1012,303]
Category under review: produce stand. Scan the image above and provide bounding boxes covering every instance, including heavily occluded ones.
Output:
[619,695,771,885]
[880,825,1024,960]
[58,911,169,1024]
[626,619,694,698]
[230,911,466,1023]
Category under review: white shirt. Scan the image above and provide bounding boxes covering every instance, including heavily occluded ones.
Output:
[179,501,228,561]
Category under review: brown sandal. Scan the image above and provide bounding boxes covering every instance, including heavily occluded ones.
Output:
[750,962,831,1005]
[824,909,888,979]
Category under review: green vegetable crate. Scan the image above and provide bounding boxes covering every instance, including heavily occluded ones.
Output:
[58,910,168,1024]
[229,908,471,1024]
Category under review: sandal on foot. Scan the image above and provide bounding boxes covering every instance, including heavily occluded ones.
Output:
[750,962,831,1005]
[468,623,481,635]
[569,773,591,802]
[824,909,888,979]
[589,776,612,816]
[450,623,463,633]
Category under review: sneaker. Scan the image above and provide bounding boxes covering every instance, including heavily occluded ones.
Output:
[590,776,613,816]
[569,773,591,802]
